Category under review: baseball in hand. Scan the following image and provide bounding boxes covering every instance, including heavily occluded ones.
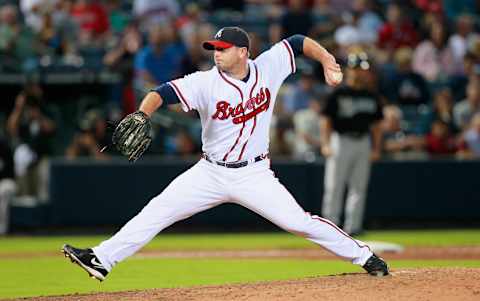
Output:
[331,71,343,83]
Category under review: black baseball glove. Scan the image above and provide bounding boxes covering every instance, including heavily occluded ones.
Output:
[112,111,152,162]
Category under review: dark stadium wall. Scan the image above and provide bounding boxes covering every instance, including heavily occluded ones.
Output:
[31,158,480,230]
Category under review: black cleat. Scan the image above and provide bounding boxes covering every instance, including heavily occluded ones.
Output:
[61,244,108,281]
[363,253,389,276]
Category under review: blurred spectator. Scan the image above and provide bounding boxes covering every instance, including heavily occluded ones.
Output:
[464,50,480,77]
[383,47,429,106]
[6,84,56,204]
[462,112,480,158]
[37,8,63,56]
[104,23,142,114]
[270,91,295,157]
[281,67,320,115]
[415,5,443,42]
[175,4,216,72]
[449,52,480,102]
[454,77,480,130]
[351,0,383,44]
[381,105,424,154]
[448,14,479,74]
[104,23,142,70]
[70,0,109,47]
[310,0,340,40]
[270,0,313,43]
[134,23,189,96]
[0,136,15,235]
[0,4,38,72]
[65,110,109,160]
[171,128,199,158]
[176,3,203,52]
[334,13,362,52]
[415,0,443,14]
[133,0,179,31]
[20,0,77,42]
[419,88,456,133]
[443,0,478,21]
[34,0,80,65]
[292,96,323,160]
[186,22,215,71]
[20,0,59,33]
[381,105,405,152]
[328,0,353,13]
[105,0,130,35]
[425,119,457,154]
[269,115,294,157]
[52,0,75,26]
[247,31,262,59]
[412,20,455,82]
[244,0,284,23]
[378,3,419,51]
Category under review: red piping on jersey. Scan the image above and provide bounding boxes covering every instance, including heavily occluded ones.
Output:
[218,69,244,99]
[169,81,191,111]
[282,40,295,74]
[310,215,372,252]
[237,63,259,161]
[219,69,245,161]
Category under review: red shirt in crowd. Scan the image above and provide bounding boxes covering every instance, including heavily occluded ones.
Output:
[378,21,419,50]
[425,133,457,154]
[71,2,109,35]
[415,0,443,13]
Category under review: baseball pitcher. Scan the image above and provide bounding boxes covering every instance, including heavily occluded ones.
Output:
[62,27,388,281]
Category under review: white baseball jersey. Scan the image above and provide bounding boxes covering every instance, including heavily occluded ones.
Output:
[167,40,296,162]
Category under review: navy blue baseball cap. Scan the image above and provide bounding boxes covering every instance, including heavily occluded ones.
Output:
[203,27,250,50]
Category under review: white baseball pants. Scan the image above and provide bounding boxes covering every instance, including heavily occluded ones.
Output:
[93,159,372,271]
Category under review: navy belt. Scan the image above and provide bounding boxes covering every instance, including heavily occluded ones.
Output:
[202,153,269,168]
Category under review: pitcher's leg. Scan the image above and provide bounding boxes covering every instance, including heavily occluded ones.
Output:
[344,140,371,235]
[235,171,372,265]
[322,134,349,225]
[93,161,225,271]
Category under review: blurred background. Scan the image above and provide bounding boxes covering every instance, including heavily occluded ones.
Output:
[0,0,479,234]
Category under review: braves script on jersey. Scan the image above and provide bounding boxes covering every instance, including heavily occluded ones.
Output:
[90,38,375,275]
[168,40,295,162]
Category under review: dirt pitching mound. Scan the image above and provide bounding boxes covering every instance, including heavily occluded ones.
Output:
[16,268,480,301]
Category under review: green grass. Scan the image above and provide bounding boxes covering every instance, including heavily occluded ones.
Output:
[1,257,479,299]
[359,230,480,246]
[1,230,480,299]
[1,230,480,255]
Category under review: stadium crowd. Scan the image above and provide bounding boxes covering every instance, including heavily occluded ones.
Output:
[0,0,479,217]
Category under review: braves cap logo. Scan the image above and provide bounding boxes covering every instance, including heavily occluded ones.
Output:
[215,29,224,39]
